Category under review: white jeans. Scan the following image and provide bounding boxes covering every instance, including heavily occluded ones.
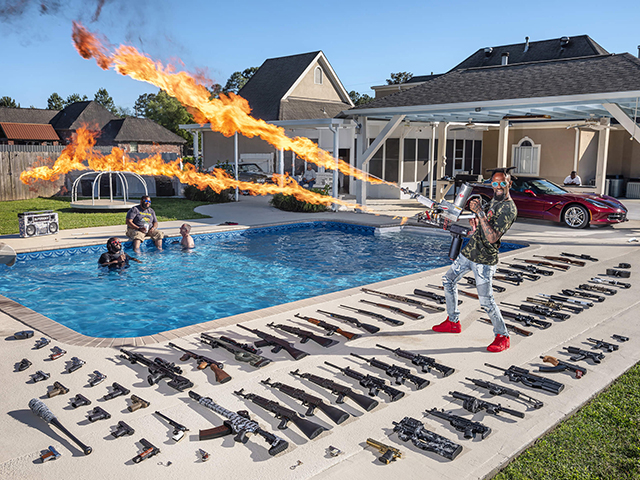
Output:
[442,253,509,337]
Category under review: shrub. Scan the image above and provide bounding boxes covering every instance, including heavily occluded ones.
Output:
[270,184,331,212]
[183,184,234,203]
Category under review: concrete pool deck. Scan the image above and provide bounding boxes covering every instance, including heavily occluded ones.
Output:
[1,195,639,480]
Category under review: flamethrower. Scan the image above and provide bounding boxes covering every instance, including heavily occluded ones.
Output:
[401,184,479,260]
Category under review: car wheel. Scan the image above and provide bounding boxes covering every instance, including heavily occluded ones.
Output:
[562,204,590,229]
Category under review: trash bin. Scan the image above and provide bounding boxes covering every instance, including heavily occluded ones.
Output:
[606,178,625,197]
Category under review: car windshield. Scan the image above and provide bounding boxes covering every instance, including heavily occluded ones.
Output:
[239,164,264,173]
[525,179,567,195]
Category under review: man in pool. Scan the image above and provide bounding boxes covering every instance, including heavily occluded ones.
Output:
[179,223,195,249]
[98,237,142,268]
[125,196,164,253]
[431,168,518,353]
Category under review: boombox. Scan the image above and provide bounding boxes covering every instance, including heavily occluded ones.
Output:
[18,210,59,238]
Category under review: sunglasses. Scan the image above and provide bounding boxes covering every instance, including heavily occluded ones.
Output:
[491,181,508,187]
[142,200,151,204]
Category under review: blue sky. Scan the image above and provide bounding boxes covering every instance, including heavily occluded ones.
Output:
[2,0,640,110]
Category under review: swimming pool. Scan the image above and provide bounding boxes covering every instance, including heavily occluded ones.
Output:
[0,222,523,338]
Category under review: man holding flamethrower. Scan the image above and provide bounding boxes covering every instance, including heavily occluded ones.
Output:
[404,168,517,352]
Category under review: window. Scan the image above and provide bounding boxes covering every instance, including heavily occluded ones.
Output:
[512,137,540,175]
[129,142,138,153]
[314,66,323,85]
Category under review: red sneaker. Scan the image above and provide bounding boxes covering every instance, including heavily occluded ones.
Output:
[487,334,510,352]
[432,317,461,333]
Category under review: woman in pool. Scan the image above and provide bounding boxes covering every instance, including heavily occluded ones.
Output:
[98,237,142,268]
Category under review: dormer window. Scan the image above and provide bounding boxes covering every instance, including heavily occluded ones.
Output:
[314,66,323,85]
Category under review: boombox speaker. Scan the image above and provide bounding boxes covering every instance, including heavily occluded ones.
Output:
[18,210,59,238]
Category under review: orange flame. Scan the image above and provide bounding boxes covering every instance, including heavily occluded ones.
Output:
[70,22,394,188]
[20,127,374,211]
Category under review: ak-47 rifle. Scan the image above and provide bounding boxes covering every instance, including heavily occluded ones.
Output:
[200,333,271,368]
[119,349,193,392]
[293,314,360,340]
[266,323,338,348]
[496,268,540,281]
[339,304,404,326]
[450,391,525,418]
[524,297,583,314]
[425,408,491,440]
[501,302,570,321]
[563,346,605,364]
[316,309,380,334]
[589,277,631,289]
[349,353,430,390]
[502,262,554,276]
[561,252,598,262]
[290,369,379,411]
[361,288,444,313]
[561,288,605,302]
[167,343,231,384]
[464,276,506,292]
[392,416,463,460]
[359,299,424,320]
[533,255,586,266]
[514,258,570,271]
[585,338,619,352]
[500,309,552,329]
[484,363,565,394]
[540,356,587,379]
[236,324,308,360]
[465,377,543,409]
[426,284,478,300]
[324,362,405,401]
[539,293,593,308]
[376,344,455,377]
[578,284,616,295]
[477,317,532,337]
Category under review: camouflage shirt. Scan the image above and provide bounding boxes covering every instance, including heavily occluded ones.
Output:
[460,197,517,266]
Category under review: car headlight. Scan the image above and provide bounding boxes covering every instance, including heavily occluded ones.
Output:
[585,198,610,209]
[256,178,266,183]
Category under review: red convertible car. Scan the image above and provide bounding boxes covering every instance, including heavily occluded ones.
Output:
[470,177,628,229]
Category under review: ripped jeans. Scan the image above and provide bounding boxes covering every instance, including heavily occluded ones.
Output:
[442,253,509,337]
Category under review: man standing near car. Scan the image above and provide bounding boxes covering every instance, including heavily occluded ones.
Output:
[431,169,518,352]
[125,196,164,253]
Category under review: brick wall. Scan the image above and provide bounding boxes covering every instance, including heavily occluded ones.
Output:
[117,143,182,155]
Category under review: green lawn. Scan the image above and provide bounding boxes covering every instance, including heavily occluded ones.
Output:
[0,197,211,235]
[493,361,640,479]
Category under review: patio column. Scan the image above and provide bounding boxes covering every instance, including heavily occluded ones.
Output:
[497,119,510,168]
[329,124,340,207]
[435,121,448,201]
[429,123,436,199]
[279,148,284,185]
[594,118,611,195]
[234,132,239,201]
[573,127,580,172]
[192,131,199,169]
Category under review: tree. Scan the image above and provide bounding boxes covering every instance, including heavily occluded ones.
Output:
[47,92,65,110]
[65,93,89,105]
[208,83,223,100]
[134,93,155,117]
[93,88,118,115]
[386,72,413,85]
[116,106,133,117]
[0,96,19,108]
[222,67,258,94]
[349,90,374,106]
[136,90,194,143]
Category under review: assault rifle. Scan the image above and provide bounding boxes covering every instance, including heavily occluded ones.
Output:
[290,369,379,411]
[561,252,598,262]
[359,299,424,320]
[539,293,593,308]
[200,333,271,368]
[464,276,506,292]
[502,262,554,276]
[589,277,631,289]
[500,309,552,329]
[514,258,570,271]
[260,378,350,425]
[392,416,463,460]
[585,338,619,352]
[465,377,543,409]
[349,353,430,390]
[478,317,532,337]
[293,314,360,340]
[426,283,478,300]
[533,255,586,266]
[578,284,616,295]
[496,268,540,281]
[484,363,564,394]
[425,408,491,440]
[376,344,455,377]
[236,324,308,360]
[324,362,405,401]
[267,323,338,348]
[540,356,587,379]
[524,297,583,314]
[316,309,380,334]
[561,288,605,302]
[501,302,570,321]
[233,388,325,440]
[612,334,629,342]
[339,304,404,326]
[361,288,444,313]
[494,274,523,286]
[119,349,193,391]
[449,391,525,418]
[188,390,288,456]
[415,287,465,303]
[167,343,231,384]
[563,346,605,364]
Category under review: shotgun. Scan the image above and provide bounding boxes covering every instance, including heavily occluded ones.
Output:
[426,284,478,300]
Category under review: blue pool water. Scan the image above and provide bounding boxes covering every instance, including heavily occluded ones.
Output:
[0,222,523,338]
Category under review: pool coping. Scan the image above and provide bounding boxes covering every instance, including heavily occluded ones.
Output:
[0,220,531,347]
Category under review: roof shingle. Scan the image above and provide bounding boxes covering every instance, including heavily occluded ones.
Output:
[0,122,60,141]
